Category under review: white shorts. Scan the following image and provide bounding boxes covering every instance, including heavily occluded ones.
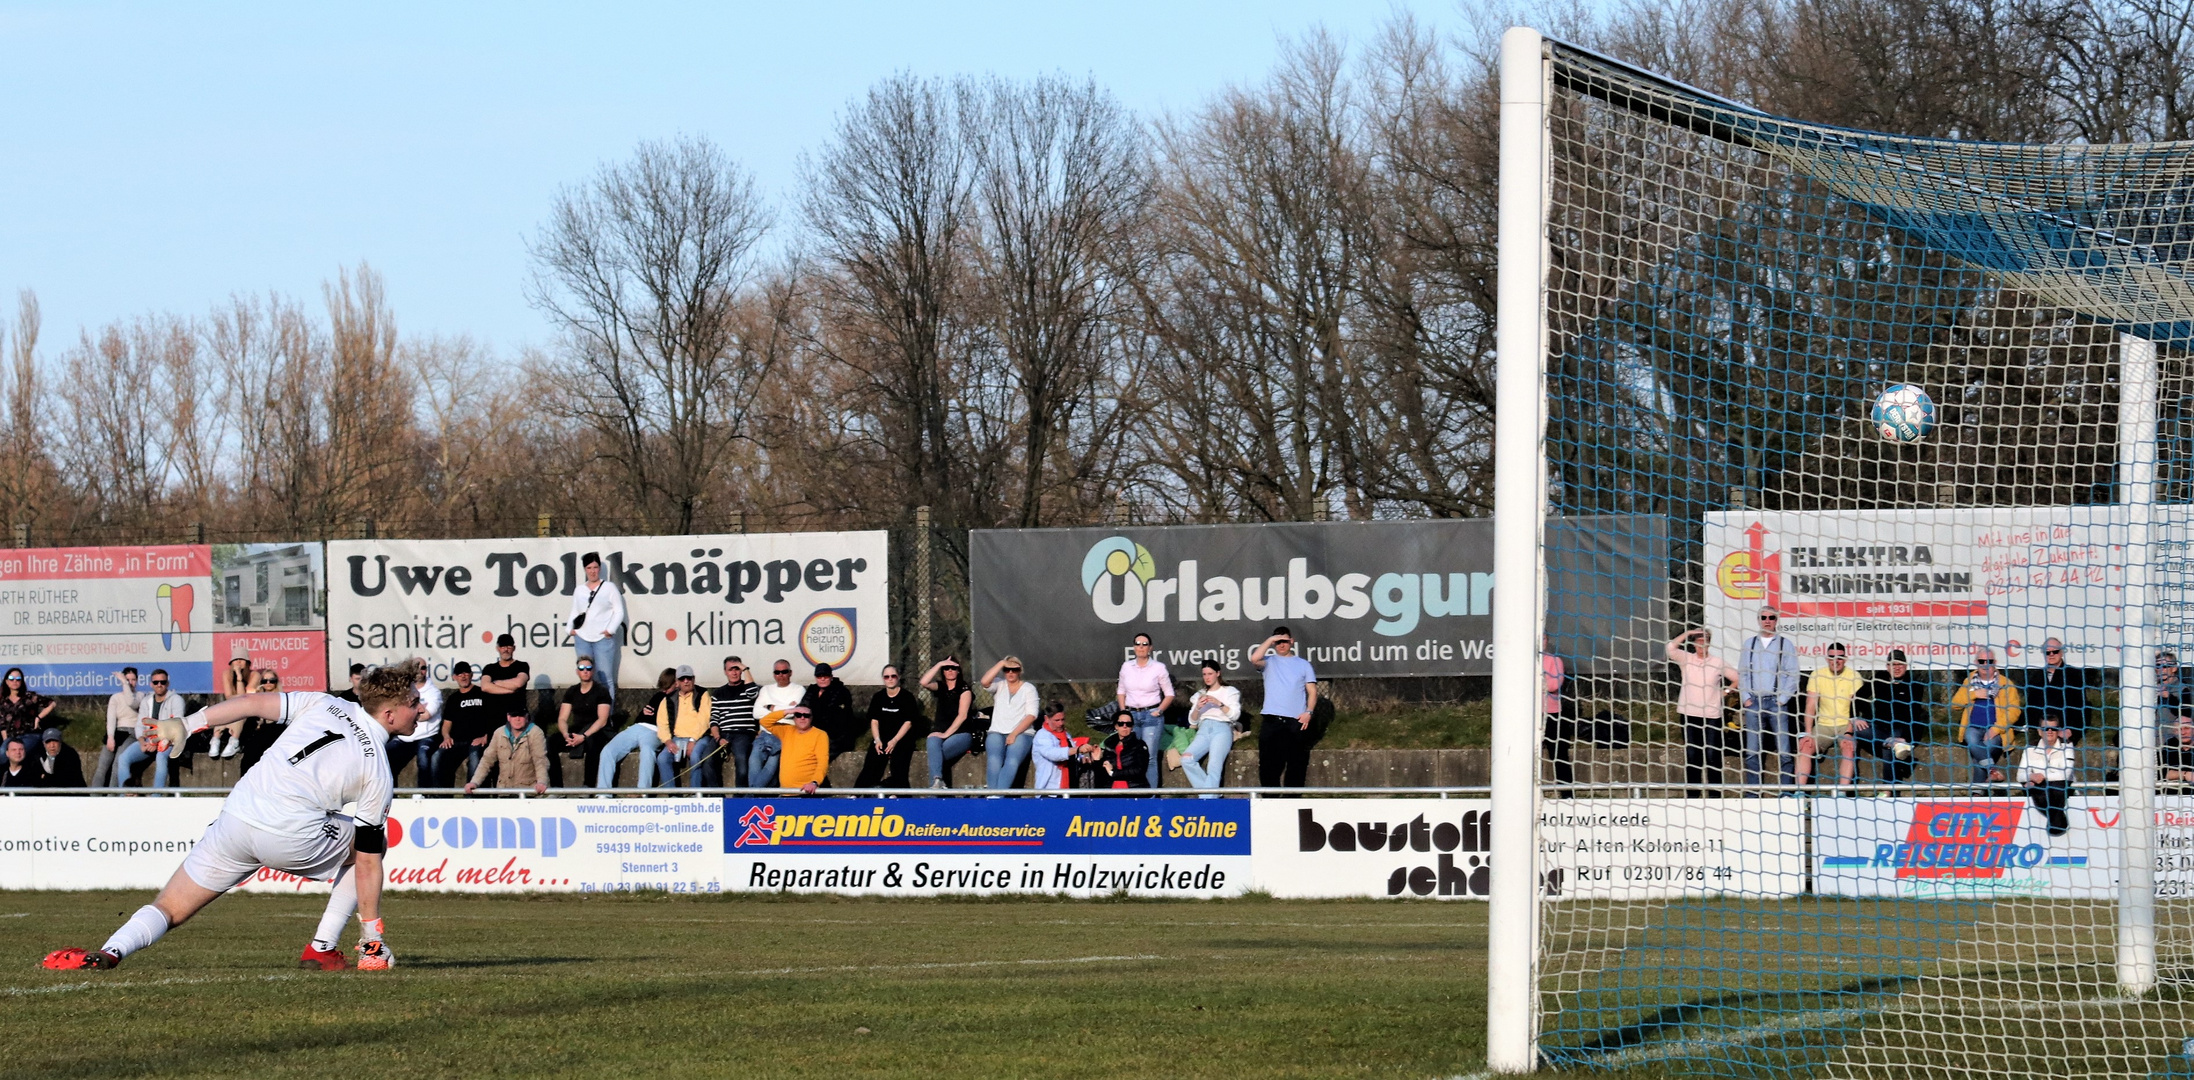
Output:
[180,812,353,892]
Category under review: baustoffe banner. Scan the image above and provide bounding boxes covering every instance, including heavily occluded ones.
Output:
[970,518,1666,682]
[328,532,889,687]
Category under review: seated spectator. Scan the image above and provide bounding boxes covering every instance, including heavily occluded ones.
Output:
[95,667,141,788]
[705,657,759,787]
[557,659,616,788]
[777,706,831,794]
[2023,637,2094,744]
[597,668,675,789]
[440,662,496,787]
[652,666,716,789]
[855,665,924,788]
[0,667,55,744]
[2163,652,2192,736]
[1179,659,1241,793]
[1028,701,1081,790]
[2019,716,2074,837]
[800,663,857,760]
[1092,713,1151,789]
[466,710,551,795]
[332,663,365,703]
[750,660,805,788]
[2163,714,2194,793]
[1952,649,2019,786]
[921,657,976,789]
[235,666,295,775]
[0,737,37,788]
[117,670,185,789]
[1855,649,1923,783]
[980,656,1040,789]
[388,659,443,787]
[38,729,84,788]
[1797,642,1863,790]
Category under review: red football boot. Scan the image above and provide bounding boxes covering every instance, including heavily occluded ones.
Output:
[299,944,350,971]
[42,948,120,971]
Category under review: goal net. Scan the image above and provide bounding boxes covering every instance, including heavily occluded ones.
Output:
[1489,28,2194,1079]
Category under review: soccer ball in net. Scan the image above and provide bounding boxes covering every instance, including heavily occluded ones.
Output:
[1870,384,1936,443]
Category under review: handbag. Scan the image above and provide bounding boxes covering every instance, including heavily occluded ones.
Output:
[1084,700,1122,733]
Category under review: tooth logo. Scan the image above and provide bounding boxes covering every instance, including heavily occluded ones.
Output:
[155,583,194,651]
[1081,537,1155,625]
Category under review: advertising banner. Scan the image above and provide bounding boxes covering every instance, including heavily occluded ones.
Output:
[212,542,328,692]
[328,532,889,687]
[971,518,1666,682]
[1812,796,2121,898]
[722,797,1250,897]
[1704,506,2193,670]
[1252,799,1805,900]
[0,545,214,694]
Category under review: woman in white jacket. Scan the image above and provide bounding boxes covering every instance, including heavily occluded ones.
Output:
[1179,659,1241,794]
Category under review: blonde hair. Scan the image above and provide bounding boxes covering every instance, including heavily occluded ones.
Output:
[999,656,1024,676]
[357,661,424,715]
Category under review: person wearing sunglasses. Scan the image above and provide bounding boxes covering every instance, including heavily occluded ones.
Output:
[1952,648,2021,786]
[2160,652,2190,739]
[2023,637,2093,745]
[0,665,55,746]
[1093,711,1152,789]
[921,658,975,788]
[1738,608,1799,790]
[854,665,925,788]
[117,669,186,789]
[556,657,617,785]
[749,660,806,787]
[1250,626,1319,788]
[704,657,760,787]
[979,657,1040,788]
[1116,632,1174,788]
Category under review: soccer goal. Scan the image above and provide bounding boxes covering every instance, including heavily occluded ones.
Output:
[1488,26,2190,1077]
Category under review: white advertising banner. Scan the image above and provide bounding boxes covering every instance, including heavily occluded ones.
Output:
[328,532,890,687]
[1813,796,2123,899]
[0,545,215,694]
[1251,798,1805,900]
[0,795,223,889]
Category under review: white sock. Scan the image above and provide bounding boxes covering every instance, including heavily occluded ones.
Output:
[101,905,169,959]
[311,865,358,952]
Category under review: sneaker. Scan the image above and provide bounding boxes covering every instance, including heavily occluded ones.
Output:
[299,944,349,971]
[42,947,120,971]
[930,780,947,790]
[355,941,394,971]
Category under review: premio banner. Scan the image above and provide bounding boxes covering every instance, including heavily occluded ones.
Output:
[328,532,889,687]
[722,797,1250,897]
[970,518,1667,682]
[0,544,214,694]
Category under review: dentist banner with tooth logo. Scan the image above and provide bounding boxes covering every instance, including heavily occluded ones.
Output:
[0,545,215,694]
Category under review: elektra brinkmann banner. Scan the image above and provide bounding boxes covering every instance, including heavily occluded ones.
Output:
[971,519,1666,681]
[328,532,889,687]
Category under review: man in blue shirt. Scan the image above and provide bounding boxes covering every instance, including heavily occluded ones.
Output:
[1251,626,1319,788]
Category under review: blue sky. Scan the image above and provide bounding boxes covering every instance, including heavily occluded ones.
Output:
[0,1,1463,356]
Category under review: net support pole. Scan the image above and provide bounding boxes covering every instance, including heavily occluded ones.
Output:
[2119,332,2160,996]
[1487,24,1549,1075]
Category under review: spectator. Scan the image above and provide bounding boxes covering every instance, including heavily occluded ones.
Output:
[1179,659,1241,794]
[1093,712,1151,788]
[922,658,976,790]
[117,669,185,789]
[1028,702,1080,790]
[568,552,626,694]
[652,666,716,789]
[0,738,37,788]
[979,657,1039,790]
[1249,627,1319,789]
[777,705,830,794]
[439,662,497,787]
[1952,648,2021,785]
[479,633,532,731]
[1667,628,1739,797]
[854,665,924,788]
[1116,632,1175,789]
[597,667,674,789]
[38,728,84,788]
[557,657,616,787]
[1739,608,1800,790]
[0,666,55,744]
[2019,716,2074,837]
[332,663,365,702]
[800,663,858,760]
[387,660,444,787]
[94,667,141,788]
[2164,713,2194,793]
[2161,652,2190,736]
[1542,636,1573,793]
[750,660,806,788]
[1856,649,1924,783]
[705,657,759,787]
[2024,637,2095,744]
[1796,642,1865,791]
[466,710,551,795]
[209,651,253,759]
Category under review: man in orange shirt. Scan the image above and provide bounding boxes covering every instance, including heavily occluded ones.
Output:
[777,706,830,794]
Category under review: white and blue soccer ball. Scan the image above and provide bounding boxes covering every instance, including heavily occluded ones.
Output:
[1871,383,1936,443]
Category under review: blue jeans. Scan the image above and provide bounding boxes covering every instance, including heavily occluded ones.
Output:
[1180,720,1235,794]
[387,738,441,787]
[574,635,620,694]
[985,731,1032,789]
[1965,724,2003,784]
[928,732,971,786]
[114,739,168,789]
[713,731,753,787]
[750,730,781,788]
[1129,708,1165,788]
[1742,698,1794,788]
[597,725,662,788]
[655,736,717,789]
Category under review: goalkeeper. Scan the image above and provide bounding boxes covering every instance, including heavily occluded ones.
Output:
[42,662,425,973]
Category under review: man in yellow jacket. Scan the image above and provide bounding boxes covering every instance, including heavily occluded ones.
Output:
[652,666,716,789]
[777,706,831,794]
[1952,648,2020,785]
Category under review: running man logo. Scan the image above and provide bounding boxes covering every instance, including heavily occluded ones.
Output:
[735,804,778,848]
[1873,802,2044,879]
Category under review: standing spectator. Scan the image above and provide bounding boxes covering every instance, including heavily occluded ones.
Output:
[95,667,141,788]
[1739,608,1800,791]
[0,738,38,788]
[1180,659,1241,793]
[479,634,532,730]
[705,657,759,787]
[38,729,84,788]
[800,663,858,761]
[1797,643,1864,790]
[979,657,1039,790]
[1249,627,1319,789]
[1856,649,1924,783]
[466,710,551,795]
[568,552,626,695]
[1093,712,1151,788]
[0,667,55,744]
[2018,716,2074,837]
[1542,637,1574,793]
[557,657,616,787]
[750,660,806,788]
[2163,712,2194,792]
[1952,648,2021,786]
[2160,652,2190,736]
[387,660,444,787]
[1116,633,1175,789]
[1666,628,1738,797]
[2024,637,2094,744]
[777,706,831,794]
[922,658,976,789]
[439,663,497,787]
[209,651,253,758]
[1028,702,1080,790]
[116,670,184,789]
[597,668,674,789]
[652,666,716,789]
[854,665,924,788]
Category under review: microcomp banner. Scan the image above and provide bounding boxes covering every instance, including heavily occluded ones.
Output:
[0,544,214,694]
[970,519,1666,682]
[328,532,890,687]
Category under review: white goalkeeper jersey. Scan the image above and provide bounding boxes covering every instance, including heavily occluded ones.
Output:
[217,692,394,838]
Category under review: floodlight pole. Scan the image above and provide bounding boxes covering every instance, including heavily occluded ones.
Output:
[2119,333,2159,996]
[1488,24,1550,1075]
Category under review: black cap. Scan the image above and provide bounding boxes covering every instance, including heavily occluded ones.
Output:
[496,633,516,648]
[1887,648,1908,663]
[452,661,473,675]
[813,662,833,678]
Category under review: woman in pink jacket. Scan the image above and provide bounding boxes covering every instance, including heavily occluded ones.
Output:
[1667,629,1738,796]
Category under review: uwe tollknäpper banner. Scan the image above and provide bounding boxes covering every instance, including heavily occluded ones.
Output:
[328,532,889,687]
